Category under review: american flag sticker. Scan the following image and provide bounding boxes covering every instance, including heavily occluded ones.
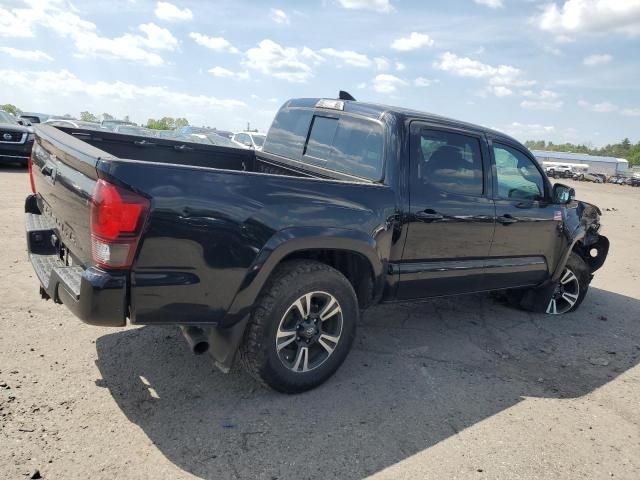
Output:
[554,210,563,221]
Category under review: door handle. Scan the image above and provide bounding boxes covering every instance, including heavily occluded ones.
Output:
[497,214,518,225]
[415,210,444,222]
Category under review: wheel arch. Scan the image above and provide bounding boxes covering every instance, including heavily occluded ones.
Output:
[224,227,385,324]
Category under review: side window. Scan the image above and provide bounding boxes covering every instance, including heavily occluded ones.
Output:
[493,143,544,200]
[413,129,484,196]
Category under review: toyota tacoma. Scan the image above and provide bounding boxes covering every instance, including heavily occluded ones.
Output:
[24,95,609,393]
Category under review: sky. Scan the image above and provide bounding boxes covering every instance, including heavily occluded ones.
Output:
[1,0,639,145]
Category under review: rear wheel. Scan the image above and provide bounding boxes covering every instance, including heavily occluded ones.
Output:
[240,260,358,393]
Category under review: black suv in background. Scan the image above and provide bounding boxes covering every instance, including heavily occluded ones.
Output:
[0,110,34,166]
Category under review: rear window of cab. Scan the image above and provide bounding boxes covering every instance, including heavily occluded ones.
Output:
[263,107,384,181]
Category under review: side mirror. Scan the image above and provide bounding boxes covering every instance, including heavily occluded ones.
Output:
[244,141,253,147]
[553,183,575,204]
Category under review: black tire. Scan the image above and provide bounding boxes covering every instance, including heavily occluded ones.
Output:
[550,253,590,314]
[240,260,358,393]
[506,253,590,315]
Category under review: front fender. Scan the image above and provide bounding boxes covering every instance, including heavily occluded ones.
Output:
[222,226,384,325]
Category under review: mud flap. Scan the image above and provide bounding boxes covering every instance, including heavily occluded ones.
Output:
[519,282,556,313]
[205,315,249,373]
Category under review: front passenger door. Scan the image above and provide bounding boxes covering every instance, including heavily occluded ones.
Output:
[486,141,563,290]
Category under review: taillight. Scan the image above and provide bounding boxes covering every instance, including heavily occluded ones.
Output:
[90,179,150,269]
[28,153,36,193]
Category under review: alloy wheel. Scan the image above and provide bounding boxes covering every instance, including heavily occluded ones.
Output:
[546,267,580,315]
[275,291,343,372]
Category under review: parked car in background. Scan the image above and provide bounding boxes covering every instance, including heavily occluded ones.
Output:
[25,95,609,392]
[44,119,103,130]
[204,132,239,148]
[575,172,604,183]
[0,110,34,166]
[113,124,154,136]
[545,164,573,178]
[101,119,136,131]
[232,131,266,150]
[19,113,45,124]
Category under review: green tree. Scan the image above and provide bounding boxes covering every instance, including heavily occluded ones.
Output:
[174,117,189,128]
[79,111,98,122]
[102,113,114,121]
[1,104,21,115]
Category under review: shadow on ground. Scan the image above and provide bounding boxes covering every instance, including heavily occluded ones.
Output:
[95,287,640,479]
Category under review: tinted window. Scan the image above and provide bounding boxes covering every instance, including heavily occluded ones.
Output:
[414,129,484,196]
[263,107,314,160]
[303,115,383,180]
[493,143,544,200]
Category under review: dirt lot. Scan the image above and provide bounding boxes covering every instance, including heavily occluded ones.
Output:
[1,166,639,480]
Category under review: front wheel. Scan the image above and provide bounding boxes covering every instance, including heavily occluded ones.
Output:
[240,260,358,393]
[507,253,590,315]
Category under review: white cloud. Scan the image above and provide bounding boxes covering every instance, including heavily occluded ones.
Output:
[269,8,290,24]
[578,99,618,113]
[74,23,178,66]
[374,57,390,71]
[474,0,503,8]
[391,32,434,51]
[154,2,193,22]
[0,1,175,66]
[520,99,562,110]
[505,122,555,138]
[535,0,640,37]
[519,90,563,110]
[320,48,371,67]
[372,74,407,93]
[414,77,432,87]
[337,0,394,13]
[208,66,249,80]
[492,85,513,97]
[0,46,53,61]
[583,54,612,66]
[189,32,239,53]
[0,68,246,110]
[395,62,406,71]
[244,39,323,83]
[434,52,534,89]
[621,108,640,117]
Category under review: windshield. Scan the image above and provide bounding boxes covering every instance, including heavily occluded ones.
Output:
[252,134,265,147]
[0,111,18,124]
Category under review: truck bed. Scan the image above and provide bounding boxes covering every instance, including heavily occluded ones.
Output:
[27,125,394,328]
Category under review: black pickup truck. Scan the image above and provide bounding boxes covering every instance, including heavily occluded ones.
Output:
[25,96,609,393]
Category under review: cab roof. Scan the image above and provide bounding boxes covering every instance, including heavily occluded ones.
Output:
[284,97,524,148]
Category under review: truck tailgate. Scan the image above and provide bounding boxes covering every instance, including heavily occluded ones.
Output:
[30,125,112,266]
[26,125,128,326]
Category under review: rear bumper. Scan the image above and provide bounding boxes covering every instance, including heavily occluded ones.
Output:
[25,195,127,327]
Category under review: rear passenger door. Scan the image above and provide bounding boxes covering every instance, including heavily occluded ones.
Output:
[397,124,496,299]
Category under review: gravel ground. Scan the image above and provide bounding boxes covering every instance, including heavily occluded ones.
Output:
[1,165,639,480]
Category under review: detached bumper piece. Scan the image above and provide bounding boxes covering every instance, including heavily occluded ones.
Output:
[25,203,127,327]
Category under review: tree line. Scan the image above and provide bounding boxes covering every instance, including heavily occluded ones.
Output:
[524,138,640,166]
